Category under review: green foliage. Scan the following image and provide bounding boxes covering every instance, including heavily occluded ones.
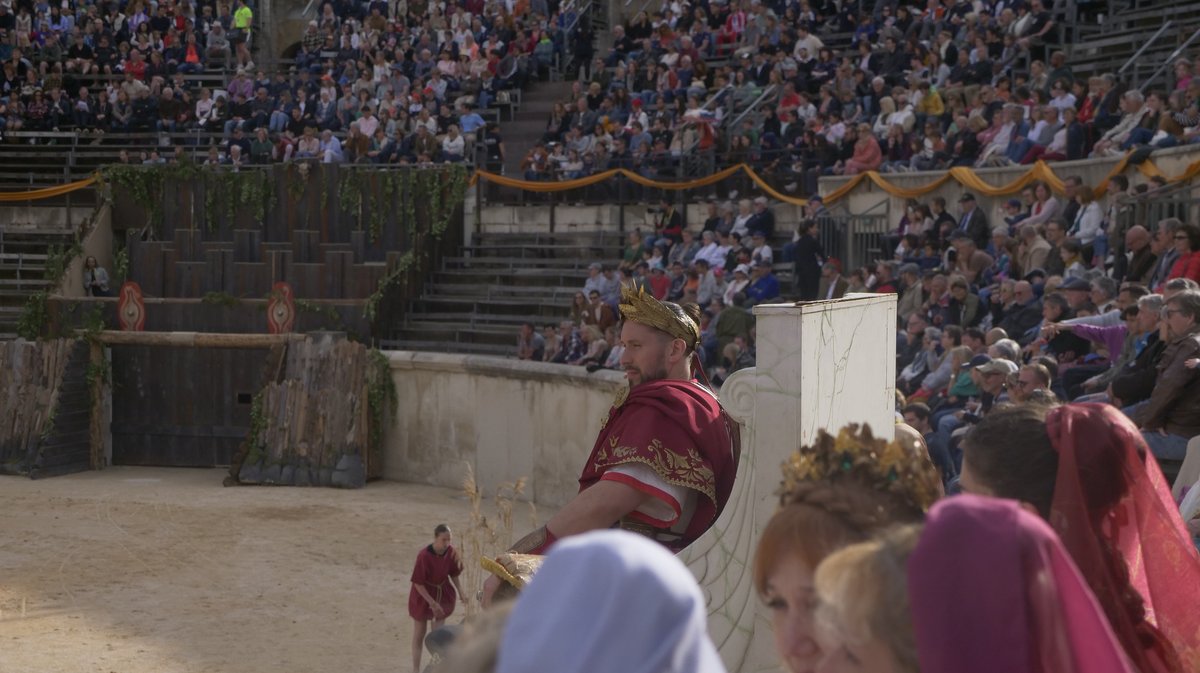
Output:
[85,357,112,390]
[44,241,83,285]
[364,250,414,323]
[201,291,241,307]
[295,298,343,327]
[243,390,267,467]
[103,164,273,234]
[16,240,83,341]
[366,348,397,450]
[15,293,48,341]
[80,303,107,339]
[112,244,129,284]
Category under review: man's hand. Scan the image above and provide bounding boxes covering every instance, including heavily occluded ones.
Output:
[481,574,502,608]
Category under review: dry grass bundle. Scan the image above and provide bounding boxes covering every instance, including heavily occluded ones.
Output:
[459,464,538,620]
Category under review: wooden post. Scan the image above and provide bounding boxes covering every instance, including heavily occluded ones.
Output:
[88,340,104,470]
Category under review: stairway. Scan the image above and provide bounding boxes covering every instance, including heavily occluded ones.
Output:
[502,79,575,176]
[386,231,624,356]
[0,225,80,340]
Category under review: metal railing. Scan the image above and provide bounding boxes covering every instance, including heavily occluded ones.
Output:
[1118,21,1174,76]
[1115,179,1200,236]
[1139,27,1200,92]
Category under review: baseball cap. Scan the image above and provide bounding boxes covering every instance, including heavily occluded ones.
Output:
[964,354,992,369]
[978,359,1019,376]
[1059,277,1091,291]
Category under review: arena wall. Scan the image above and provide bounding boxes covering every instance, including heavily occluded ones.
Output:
[383,351,625,506]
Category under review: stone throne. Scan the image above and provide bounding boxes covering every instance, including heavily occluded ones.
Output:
[680,294,898,673]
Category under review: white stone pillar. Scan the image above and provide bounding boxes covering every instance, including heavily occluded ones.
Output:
[682,294,898,673]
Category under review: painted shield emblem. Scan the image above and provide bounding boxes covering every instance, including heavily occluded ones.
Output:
[267,282,295,334]
[117,281,145,331]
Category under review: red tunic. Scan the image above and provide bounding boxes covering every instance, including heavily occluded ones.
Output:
[407,544,462,621]
[578,379,739,552]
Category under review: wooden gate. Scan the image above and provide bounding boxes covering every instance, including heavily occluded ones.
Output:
[109,345,265,467]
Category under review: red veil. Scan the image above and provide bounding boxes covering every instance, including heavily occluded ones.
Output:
[1045,404,1200,673]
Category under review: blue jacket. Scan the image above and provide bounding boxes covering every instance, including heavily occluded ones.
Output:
[746,274,781,305]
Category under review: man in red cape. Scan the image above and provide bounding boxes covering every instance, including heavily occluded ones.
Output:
[483,286,740,603]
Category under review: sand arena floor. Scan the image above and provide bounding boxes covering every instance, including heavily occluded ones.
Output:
[0,467,499,673]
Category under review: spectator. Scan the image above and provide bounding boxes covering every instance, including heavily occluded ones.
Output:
[552,320,585,364]
[817,260,848,301]
[1129,290,1200,460]
[1124,226,1159,286]
[723,264,751,306]
[581,291,616,333]
[948,233,994,286]
[953,193,990,250]
[1166,223,1200,285]
[516,322,545,361]
[745,262,781,307]
[83,256,110,297]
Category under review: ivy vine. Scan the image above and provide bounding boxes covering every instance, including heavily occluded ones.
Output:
[201,291,241,307]
[363,250,414,323]
[366,348,397,450]
[16,240,83,341]
[338,170,365,229]
[16,293,48,341]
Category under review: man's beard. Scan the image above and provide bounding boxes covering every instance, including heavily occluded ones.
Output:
[626,363,670,386]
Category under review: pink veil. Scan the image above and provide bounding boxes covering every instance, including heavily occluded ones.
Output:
[1045,403,1200,673]
[908,494,1136,673]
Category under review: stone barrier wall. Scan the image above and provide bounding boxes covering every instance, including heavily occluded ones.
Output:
[383,351,625,507]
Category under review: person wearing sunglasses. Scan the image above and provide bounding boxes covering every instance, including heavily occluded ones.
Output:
[1165,222,1200,286]
[1127,289,1200,460]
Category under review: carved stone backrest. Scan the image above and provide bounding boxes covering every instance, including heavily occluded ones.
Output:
[683,295,899,673]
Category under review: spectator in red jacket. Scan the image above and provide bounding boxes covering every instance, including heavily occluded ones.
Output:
[1167,223,1200,285]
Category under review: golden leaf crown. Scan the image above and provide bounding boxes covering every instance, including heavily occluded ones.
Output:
[780,423,941,513]
[618,283,701,349]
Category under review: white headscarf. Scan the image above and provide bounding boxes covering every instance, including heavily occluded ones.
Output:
[495,530,727,673]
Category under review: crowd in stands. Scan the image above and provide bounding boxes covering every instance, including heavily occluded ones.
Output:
[516,195,793,382]
[876,177,1200,490]
[518,0,1200,190]
[4,0,1198,182]
[517,167,1200,499]
[0,0,586,167]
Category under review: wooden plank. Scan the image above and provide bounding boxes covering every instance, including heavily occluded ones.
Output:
[89,341,103,470]
[91,331,304,347]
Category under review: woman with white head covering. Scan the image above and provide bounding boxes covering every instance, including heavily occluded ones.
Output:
[495,530,726,673]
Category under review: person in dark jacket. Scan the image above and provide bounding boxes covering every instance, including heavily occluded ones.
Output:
[954,192,991,250]
[792,219,825,301]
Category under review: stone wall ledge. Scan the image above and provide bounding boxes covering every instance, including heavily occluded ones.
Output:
[387,350,626,390]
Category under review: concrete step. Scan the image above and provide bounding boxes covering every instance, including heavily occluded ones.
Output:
[433,268,590,287]
[381,339,513,357]
[442,255,615,270]
[410,296,569,316]
[403,311,561,328]
[425,283,582,302]
[472,231,626,245]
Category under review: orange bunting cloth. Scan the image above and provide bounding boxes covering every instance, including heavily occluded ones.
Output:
[8,153,1199,206]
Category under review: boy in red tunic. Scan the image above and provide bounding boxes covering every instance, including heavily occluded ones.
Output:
[408,524,465,673]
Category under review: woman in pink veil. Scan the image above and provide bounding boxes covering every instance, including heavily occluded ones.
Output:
[908,494,1136,673]
[960,403,1200,673]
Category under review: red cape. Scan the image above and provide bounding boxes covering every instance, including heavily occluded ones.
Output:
[579,379,739,550]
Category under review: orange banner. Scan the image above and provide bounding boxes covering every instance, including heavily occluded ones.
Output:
[5,154,1197,206]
